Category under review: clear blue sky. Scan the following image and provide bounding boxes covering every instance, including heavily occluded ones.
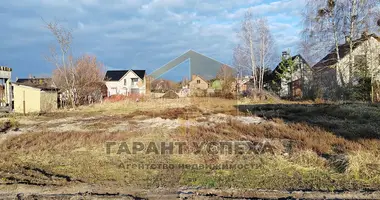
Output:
[0,0,305,81]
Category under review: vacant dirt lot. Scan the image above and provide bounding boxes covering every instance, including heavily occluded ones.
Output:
[0,98,380,199]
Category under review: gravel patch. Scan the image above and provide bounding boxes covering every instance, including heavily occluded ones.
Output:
[47,122,87,132]
[136,118,181,130]
[108,122,132,133]
[135,114,265,130]
[46,117,77,125]
[208,113,264,125]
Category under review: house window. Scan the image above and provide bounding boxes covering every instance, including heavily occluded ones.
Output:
[124,79,126,86]
[111,87,117,94]
[131,78,138,86]
[353,55,369,81]
[197,80,201,84]
[354,55,367,70]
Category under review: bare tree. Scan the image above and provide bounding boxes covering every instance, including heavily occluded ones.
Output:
[217,64,235,93]
[180,76,189,88]
[233,44,254,84]
[52,55,105,106]
[233,45,247,80]
[236,11,257,89]
[256,18,275,92]
[45,20,105,107]
[347,0,358,85]
[301,0,380,87]
[44,19,77,107]
[317,0,346,85]
[234,12,276,93]
[300,1,331,64]
[74,55,105,104]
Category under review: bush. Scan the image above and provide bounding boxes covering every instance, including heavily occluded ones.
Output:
[308,84,323,100]
[242,90,251,97]
[191,89,207,97]
[222,92,235,99]
[213,90,222,97]
[126,93,146,102]
[348,78,371,102]
[104,95,126,102]
[0,118,19,132]
[9,118,19,129]
[314,98,325,104]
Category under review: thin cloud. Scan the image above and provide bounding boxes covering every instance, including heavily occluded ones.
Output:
[1,0,305,78]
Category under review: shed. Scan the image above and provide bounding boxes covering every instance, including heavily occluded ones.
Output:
[12,81,58,114]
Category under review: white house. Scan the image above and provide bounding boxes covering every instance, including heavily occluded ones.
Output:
[313,33,380,99]
[273,52,312,99]
[104,70,146,96]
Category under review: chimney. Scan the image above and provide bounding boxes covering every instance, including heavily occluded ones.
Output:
[192,74,197,81]
[282,51,290,59]
[362,31,368,38]
[345,36,351,43]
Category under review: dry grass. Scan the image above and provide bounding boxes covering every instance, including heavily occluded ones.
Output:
[1,131,379,190]
[1,98,380,191]
[239,103,380,140]
[172,119,364,155]
[77,98,192,114]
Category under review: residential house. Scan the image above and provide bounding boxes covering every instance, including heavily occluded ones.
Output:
[188,75,209,96]
[12,78,58,113]
[313,33,380,100]
[237,76,252,93]
[104,70,146,96]
[272,52,312,99]
[188,75,209,90]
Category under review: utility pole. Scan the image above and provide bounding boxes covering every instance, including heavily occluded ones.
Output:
[6,79,12,113]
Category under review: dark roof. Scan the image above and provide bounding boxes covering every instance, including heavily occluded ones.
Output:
[16,78,52,83]
[104,70,128,81]
[104,70,146,81]
[132,70,146,80]
[273,54,309,74]
[313,34,380,71]
[14,78,58,91]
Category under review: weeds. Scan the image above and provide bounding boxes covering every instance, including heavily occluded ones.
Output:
[0,118,20,132]
[1,99,380,191]
[238,103,380,140]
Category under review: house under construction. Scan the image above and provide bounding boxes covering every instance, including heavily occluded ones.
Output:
[0,66,12,107]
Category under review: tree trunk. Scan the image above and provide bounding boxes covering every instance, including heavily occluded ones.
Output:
[261,53,265,92]
[348,0,358,86]
[249,33,257,89]
[331,16,343,97]
[371,77,374,103]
